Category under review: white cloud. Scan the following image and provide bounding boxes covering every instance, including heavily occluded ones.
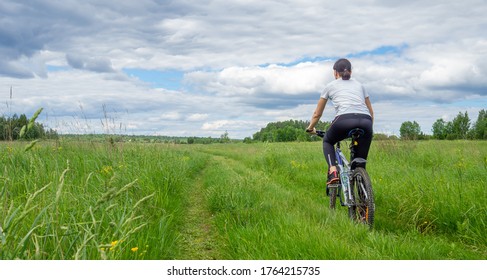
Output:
[66,54,115,73]
[150,112,182,122]
[202,120,231,130]
[0,0,486,139]
[202,119,265,137]
[413,39,487,92]
[185,62,331,101]
[187,113,209,121]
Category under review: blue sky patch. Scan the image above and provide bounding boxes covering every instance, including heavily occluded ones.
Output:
[274,44,409,67]
[348,44,408,58]
[123,69,184,90]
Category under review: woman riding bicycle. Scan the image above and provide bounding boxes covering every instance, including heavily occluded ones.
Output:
[306,58,374,185]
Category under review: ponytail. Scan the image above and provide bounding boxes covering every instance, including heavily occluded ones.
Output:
[340,70,351,80]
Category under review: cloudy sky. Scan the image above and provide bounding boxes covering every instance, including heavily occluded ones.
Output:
[1,0,486,139]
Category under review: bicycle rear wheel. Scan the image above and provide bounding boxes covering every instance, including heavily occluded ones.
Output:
[328,185,338,210]
[348,167,375,229]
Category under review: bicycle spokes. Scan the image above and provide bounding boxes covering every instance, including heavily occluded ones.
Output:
[349,168,375,228]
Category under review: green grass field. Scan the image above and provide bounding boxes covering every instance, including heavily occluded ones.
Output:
[0,139,486,260]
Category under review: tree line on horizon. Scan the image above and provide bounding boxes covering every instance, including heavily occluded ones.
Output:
[250,119,329,143]
[400,109,487,140]
[3,109,485,143]
[0,114,58,141]
[251,109,487,143]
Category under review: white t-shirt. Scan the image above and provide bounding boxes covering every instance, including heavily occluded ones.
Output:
[320,78,370,117]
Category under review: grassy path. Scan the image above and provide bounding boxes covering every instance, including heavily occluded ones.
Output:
[187,149,343,259]
[177,157,222,260]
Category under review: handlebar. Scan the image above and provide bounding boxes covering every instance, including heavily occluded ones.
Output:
[307,129,326,138]
[315,130,325,138]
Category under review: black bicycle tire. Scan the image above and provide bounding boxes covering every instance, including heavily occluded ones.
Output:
[348,167,375,229]
[329,186,337,209]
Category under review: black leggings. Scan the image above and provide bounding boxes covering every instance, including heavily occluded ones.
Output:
[322,113,373,169]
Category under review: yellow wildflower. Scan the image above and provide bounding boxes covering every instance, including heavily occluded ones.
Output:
[131,247,138,252]
[101,165,114,176]
[109,240,119,251]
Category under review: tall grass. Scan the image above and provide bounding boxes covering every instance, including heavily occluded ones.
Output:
[1,139,485,259]
[370,140,487,245]
[0,140,208,259]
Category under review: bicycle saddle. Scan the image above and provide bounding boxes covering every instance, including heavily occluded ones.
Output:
[348,128,365,138]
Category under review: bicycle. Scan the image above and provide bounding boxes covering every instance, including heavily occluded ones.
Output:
[315,128,375,229]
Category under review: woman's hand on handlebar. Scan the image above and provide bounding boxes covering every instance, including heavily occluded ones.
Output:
[305,127,316,134]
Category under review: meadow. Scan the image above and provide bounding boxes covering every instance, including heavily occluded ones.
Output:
[0,138,485,260]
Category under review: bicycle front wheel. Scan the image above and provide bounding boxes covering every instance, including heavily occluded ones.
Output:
[348,167,375,229]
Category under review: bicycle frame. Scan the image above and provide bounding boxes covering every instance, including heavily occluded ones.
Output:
[340,142,371,209]
[335,143,354,206]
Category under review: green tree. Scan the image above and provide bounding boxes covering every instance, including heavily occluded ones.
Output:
[400,121,421,140]
[0,116,6,140]
[220,131,230,143]
[252,119,329,142]
[0,109,57,141]
[451,111,470,139]
[432,118,447,140]
[472,109,487,139]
